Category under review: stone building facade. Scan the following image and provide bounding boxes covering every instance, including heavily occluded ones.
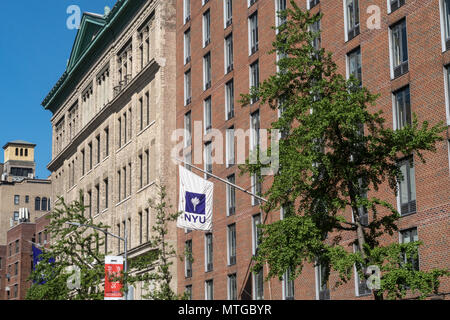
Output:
[41,0,177,299]
[176,0,449,300]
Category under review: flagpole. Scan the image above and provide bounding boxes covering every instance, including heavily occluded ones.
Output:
[174,158,268,204]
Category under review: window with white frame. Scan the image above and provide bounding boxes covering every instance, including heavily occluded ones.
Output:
[184,111,192,147]
[203,9,211,47]
[353,244,371,296]
[444,66,450,125]
[224,0,233,27]
[248,0,257,7]
[390,19,409,78]
[204,97,212,134]
[203,52,212,90]
[227,174,236,215]
[347,47,362,85]
[183,0,191,23]
[393,86,411,130]
[225,33,234,73]
[205,280,214,300]
[205,233,213,272]
[252,213,262,255]
[400,227,419,271]
[225,80,235,119]
[249,12,259,55]
[250,110,260,151]
[283,267,295,300]
[397,157,416,216]
[276,0,287,27]
[185,285,192,300]
[441,0,450,51]
[250,61,260,103]
[345,0,360,41]
[184,29,191,64]
[228,274,237,300]
[253,269,264,300]
[226,127,235,167]
[227,224,236,265]
[316,262,330,300]
[251,171,262,206]
[204,141,213,178]
[184,70,192,105]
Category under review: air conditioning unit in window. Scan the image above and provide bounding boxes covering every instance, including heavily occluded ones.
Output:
[394,61,409,78]
[390,0,405,12]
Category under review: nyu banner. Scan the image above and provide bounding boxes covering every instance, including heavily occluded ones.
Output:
[177,165,213,231]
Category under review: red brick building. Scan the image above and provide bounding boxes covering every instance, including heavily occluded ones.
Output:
[0,214,50,300]
[176,0,450,300]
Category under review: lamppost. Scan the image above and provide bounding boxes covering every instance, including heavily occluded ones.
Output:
[65,221,129,300]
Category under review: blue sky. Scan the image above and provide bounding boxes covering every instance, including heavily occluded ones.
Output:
[0,0,115,179]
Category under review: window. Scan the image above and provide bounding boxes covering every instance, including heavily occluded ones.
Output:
[139,154,143,189]
[390,0,405,13]
[226,127,235,167]
[205,280,214,300]
[117,170,122,202]
[310,18,321,53]
[185,240,193,278]
[283,267,295,300]
[203,10,211,47]
[96,135,101,165]
[87,190,92,218]
[13,211,19,221]
[203,52,212,90]
[204,97,212,133]
[354,245,372,296]
[356,178,369,226]
[251,172,262,206]
[185,285,193,300]
[14,195,19,205]
[390,19,409,78]
[116,42,133,91]
[184,111,192,147]
[81,149,86,175]
[145,149,150,185]
[253,269,264,300]
[225,80,235,120]
[205,233,213,272]
[25,196,29,203]
[345,0,360,41]
[104,178,109,209]
[15,262,18,276]
[250,61,260,103]
[204,142,213,178]
[248,0,257,7]
[105,127,110,158]
[252,214,262,255]
[317,262,330,300]
[249,13,259,55]
[88,142,93,171]
[184,29,191,64]
[347,47,362,85]
[145,208,150,242]
[309,0,320,9]
[15,240,19,253]
[228,274,237,300]
[35,197,41,211]
[441,0,450,51]
[250,110,260,151]
[393,86,411,130]
[225,34,234,73]
[276,0,287,27]
[400,228,419,270]
[95,184,100,215]
[139,212,143,245]
[398,157,416,215]
[224,0,233,27]
[184,70,192,105]
[227,224,236,265]
[183,0,191,23]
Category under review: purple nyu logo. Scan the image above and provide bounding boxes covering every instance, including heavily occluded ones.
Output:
[184,191,207,224]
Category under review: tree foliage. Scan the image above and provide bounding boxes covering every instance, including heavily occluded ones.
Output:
[240,1,449,300]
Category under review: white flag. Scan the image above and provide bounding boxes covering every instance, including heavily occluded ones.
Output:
[177,165,214,231]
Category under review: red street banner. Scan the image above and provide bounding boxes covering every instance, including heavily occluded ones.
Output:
[105,256,124,300]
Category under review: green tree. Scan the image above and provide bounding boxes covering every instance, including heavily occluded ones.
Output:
[26,192,107,300]
[127,184,187,300]
[241,1,449,300]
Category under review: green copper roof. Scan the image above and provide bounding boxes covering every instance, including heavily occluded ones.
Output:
[41,0,134,113]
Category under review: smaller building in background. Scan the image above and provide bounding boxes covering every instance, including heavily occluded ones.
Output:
[0,141,52,300]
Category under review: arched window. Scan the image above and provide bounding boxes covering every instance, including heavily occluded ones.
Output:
[20,149,23,156]
[25,149,28,157]
[15,148,18,156]
[35,197,41,211]
[42,198,48,211]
